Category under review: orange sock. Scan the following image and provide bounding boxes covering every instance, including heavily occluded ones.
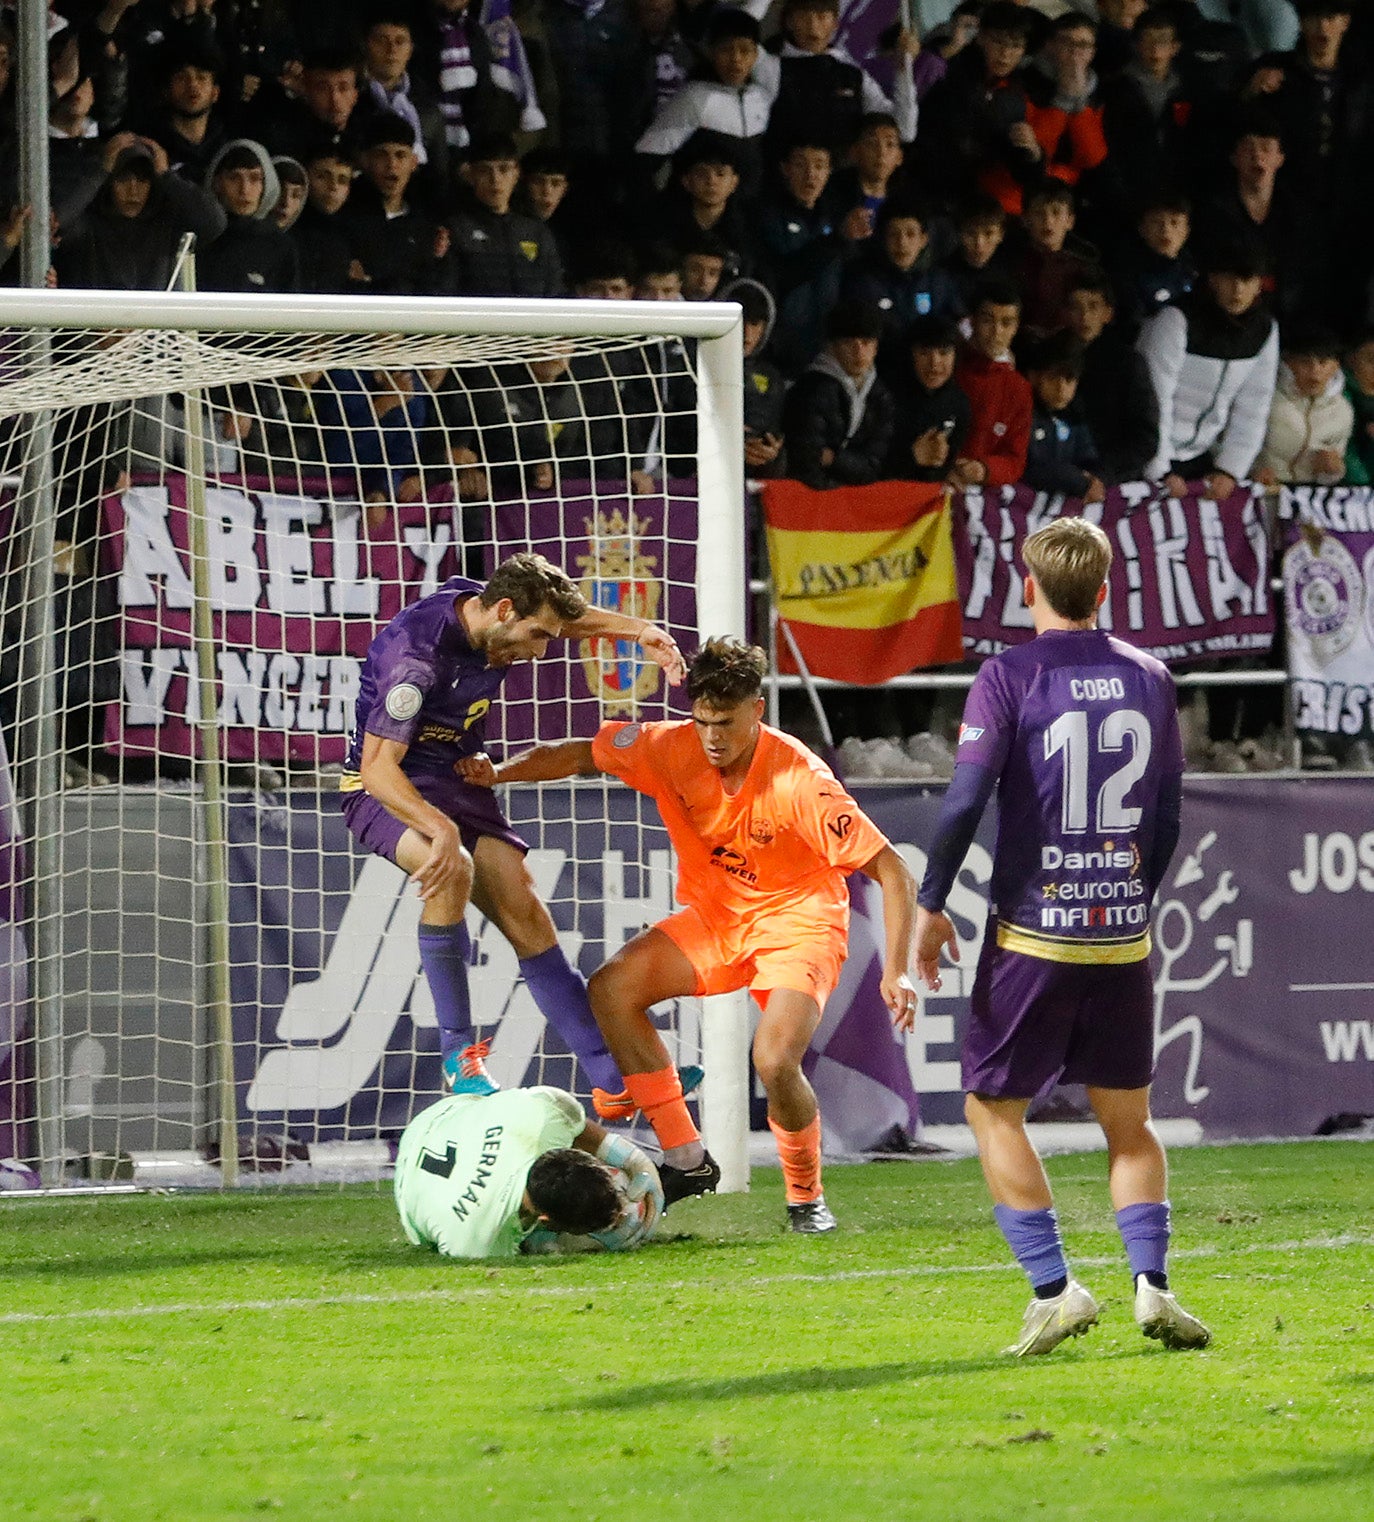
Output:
[624,1066,700,1150]
[769,1114,823,1204]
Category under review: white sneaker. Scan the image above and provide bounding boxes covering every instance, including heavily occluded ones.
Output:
[1134,1281,1212,1349]
[1004,1279,1099,1357]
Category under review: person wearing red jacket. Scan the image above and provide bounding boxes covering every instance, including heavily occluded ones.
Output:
[952,278,1033,488]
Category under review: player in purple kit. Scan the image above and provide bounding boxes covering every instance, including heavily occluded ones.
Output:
[341,552,687,1110]
[913,518,1211,1356]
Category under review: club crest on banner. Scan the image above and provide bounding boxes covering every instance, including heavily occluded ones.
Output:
[1283,530,1363,667]
[576,509,664,716]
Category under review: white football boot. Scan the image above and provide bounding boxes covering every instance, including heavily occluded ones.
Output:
[1004,1279,1100,1356]
[1134,1281,1212,1349]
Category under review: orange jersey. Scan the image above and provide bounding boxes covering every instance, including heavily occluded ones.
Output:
[591,720,889,934]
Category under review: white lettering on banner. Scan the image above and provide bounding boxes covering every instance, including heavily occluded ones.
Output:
[963,490,996,620]
[1148,498,1205,629]
[121,647,361,732]
[1197,497,1257,620]
[120,487,194,608]
[997,502,1034,631]
[1319,1021,1374,1062]
[1291,679,1374,737]
[1242,494,1270,617]
[1113,516,1145,631]
[1287,832,1374,894]
[1285,486,1374,534]
[261,493,327,615]
[404,522,455,598]
[208,488,265,610]
[330,505,381,616]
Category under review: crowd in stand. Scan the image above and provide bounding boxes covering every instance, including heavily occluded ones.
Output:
[7,0,1374,501]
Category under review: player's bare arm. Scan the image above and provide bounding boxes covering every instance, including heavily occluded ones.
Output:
[860,845,921,1030]
[459,740,600,787]
[560,607,687,685]
[358,732,468,900]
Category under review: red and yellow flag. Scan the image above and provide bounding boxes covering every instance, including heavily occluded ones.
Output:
[761,479,964,684]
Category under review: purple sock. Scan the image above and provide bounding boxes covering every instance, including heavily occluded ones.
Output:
[520,946,623,1093]
[1116,1200,1171,1282]
[418,922,473,1061]
[994,1204,1070,1291]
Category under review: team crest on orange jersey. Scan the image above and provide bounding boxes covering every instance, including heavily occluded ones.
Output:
[749,817,776,845]
[576,509,665,717]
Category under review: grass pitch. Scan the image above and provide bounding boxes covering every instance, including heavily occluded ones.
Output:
[2,1140,1371,1522]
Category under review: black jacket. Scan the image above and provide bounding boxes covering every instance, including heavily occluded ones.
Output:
[885,377,972,482]
[1080,332,1158,485]
[57,172,225,291]
[449,201,563,298]
[783,359,895,489]
[290,204,356,295]
[199,214,299,293]
[1023,399,1101,498]
[342,185,454,297]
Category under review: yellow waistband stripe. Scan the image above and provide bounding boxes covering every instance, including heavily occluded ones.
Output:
[996,922,1152,965]
[338,770,365,793]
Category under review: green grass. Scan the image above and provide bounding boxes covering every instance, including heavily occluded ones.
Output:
[2,1141,1372,1522]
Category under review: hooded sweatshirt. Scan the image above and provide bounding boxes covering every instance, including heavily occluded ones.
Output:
[200,139,299,292]
[1256,362,1354,485]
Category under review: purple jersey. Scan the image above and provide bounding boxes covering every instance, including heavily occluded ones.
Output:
[956,629,1183,965]
[343,576,507,782]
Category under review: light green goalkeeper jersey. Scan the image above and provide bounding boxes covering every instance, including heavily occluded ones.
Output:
[393,1087,585,1259]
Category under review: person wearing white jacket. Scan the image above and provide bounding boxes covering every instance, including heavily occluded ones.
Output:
[1137,241,1279,501]
[1255,330,1355,486]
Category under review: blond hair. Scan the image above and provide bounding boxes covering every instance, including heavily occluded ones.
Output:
[1022,518,1111,621]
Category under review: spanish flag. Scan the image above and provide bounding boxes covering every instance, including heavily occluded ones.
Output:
[761,480,964,684]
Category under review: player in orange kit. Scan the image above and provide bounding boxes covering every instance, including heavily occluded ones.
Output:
[461,639,919,1232]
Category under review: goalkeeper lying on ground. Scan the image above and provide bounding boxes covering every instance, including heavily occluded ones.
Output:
[393,1087,663,1259]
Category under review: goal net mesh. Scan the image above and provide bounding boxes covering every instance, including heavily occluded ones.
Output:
[0,311,721,1188]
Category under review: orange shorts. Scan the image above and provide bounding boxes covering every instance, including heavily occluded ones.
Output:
[657,905,847,1010]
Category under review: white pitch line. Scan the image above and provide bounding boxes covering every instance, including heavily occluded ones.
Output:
[2,1233,1371,1328]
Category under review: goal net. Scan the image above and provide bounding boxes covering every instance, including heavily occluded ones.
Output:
[0,289,747,1192]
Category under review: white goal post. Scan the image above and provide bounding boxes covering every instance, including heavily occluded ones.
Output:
[0,288,750,1193]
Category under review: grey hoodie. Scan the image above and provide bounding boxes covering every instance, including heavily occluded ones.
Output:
[204,139,281,221]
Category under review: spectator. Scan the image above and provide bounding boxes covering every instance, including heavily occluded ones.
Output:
[916,3,1040,215]
[627,0,695,132]
[1255,324,1353,485]
[782,298,895,489]
[765,0,917,156]
[724,277,788,480]
[414,0,534,154]
[940,192,1012,313]
[1138,236,1280,500]
[1021,332,1106,501]
[757,138,845,372]
[519,146,573,264]
[259,45,363,165]
[292,145,358,293]
[1109,188,1196,332]
[143,40,228,184]
[358,11,449,194]
[636,8,776,196]
[828,113,909,243]
[1343,332,1374,485]
[56,135,225,290]
[1096,0,1150,78]
[271,157,307,232]
[1022,13,1113,213]
[681,228,729,300]
[450,133,563,297]
[445,355,587,499]
[1099,8,1195,200]
[952,277,1034,488]
[1011,180,1100,341]
[1062,268,1160,484]
[200,139,299,292]
[1198,114,1325,323]
[886,313,972,483]
[636,242,684,301]
[842,198,963,385]
[653,134,753,284]
[48,41,108,231]
[344,112,453,296]
[540,0,633,168]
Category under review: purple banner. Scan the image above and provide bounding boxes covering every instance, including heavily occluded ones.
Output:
[101,476,464,764]
[1279,487,1374,740]
[851,779,1374,1140]
[956,483,1275,664]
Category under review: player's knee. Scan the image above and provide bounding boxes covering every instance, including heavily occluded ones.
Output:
[587,960,629,1019]
[752,1039,803,1092]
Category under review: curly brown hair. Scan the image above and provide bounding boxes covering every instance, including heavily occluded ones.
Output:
[482,552,587,622]
[686,638,768,708]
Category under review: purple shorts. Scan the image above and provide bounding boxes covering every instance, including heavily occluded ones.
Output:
[963,933,1155,1098]
[340,772,528,865]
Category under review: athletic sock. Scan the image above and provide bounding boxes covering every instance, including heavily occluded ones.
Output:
[1117,1200,1171,1289]
[993,1204,1070,1295]
[418,922,473,1061]
[624,1066,701,1165]
[768,1114,823,1204]
[518,946,623,1093]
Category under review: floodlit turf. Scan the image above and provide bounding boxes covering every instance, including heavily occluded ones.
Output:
[2,1141,1371,1522]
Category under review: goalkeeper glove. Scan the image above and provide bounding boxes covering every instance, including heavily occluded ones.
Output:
[590,1133,664,1252]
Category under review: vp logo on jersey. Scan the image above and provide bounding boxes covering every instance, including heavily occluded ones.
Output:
[958,725,984,746]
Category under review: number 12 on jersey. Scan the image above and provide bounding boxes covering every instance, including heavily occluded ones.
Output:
[1044,709,1152,834]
